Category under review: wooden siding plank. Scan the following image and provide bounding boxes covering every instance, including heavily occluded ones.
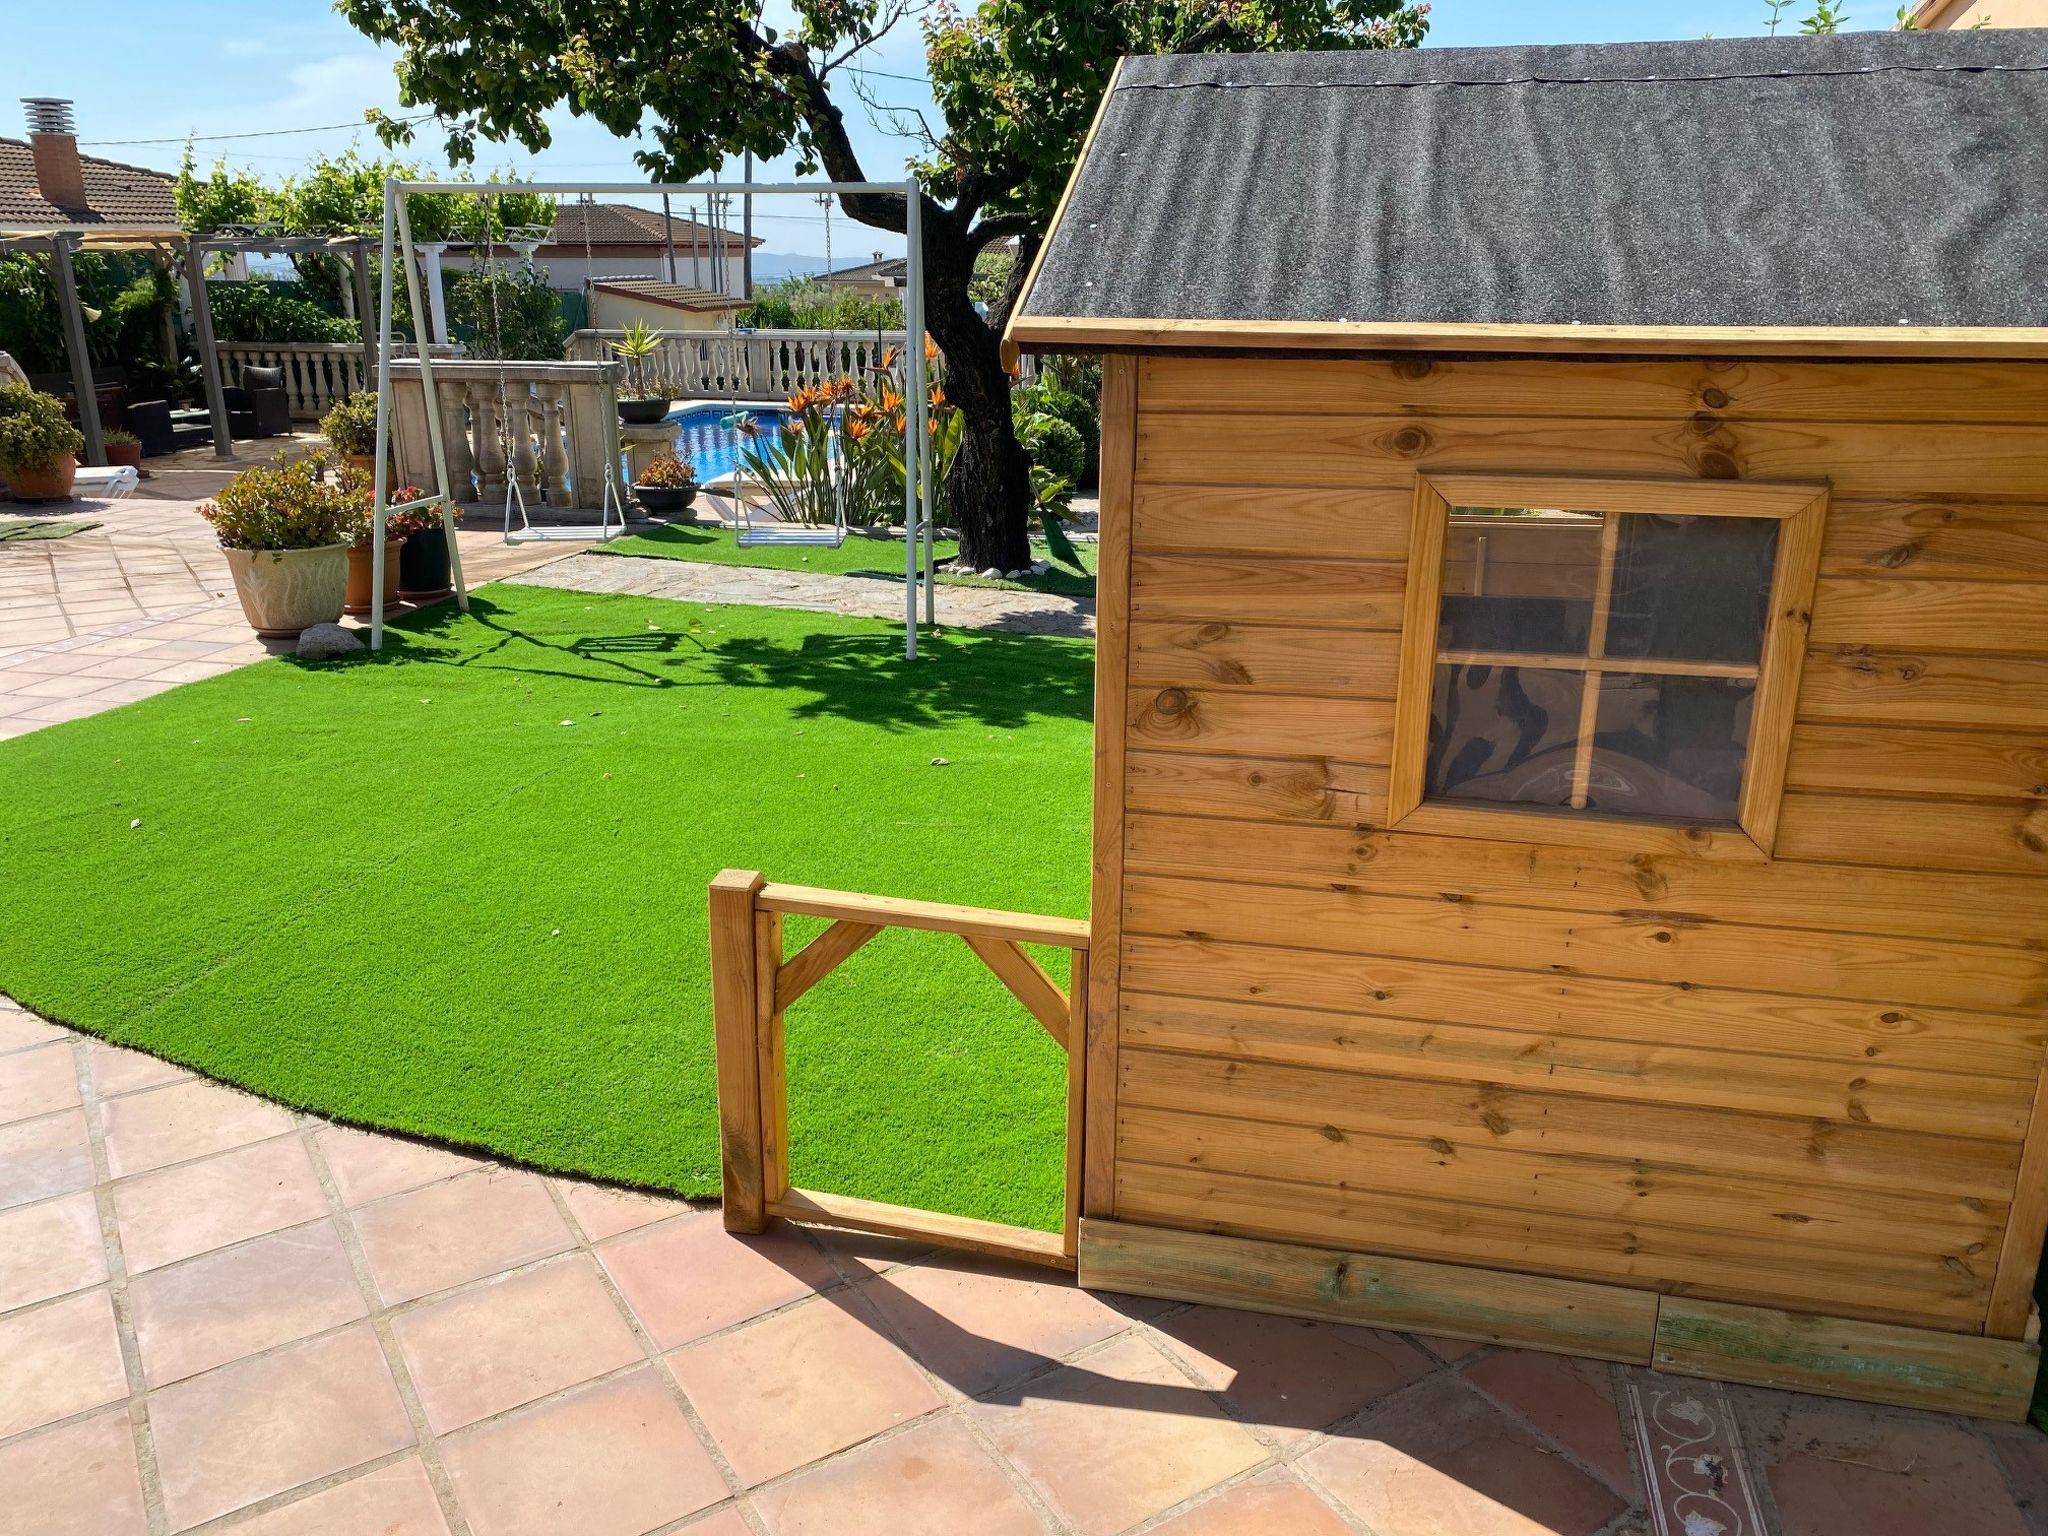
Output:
[1776,793,2048,876]
[1118,994,2035,1140]
[1822,499,2048,582]
[1800,647,2048,730]
[1811,579,2048,655]
[1786,722,2048,801]
[1132,484,1414,559]
[1129,553,1406,627]
[1122,811,2047,954]
[1653,1297,2037,1420]
[1079,1217,1660,1363]
[1118,935,2048,1086]
[1126,749,1388,825]
[770,1188,1073,1271]
[1116,1046,2020,1200]
[1129,621,1400,696]
[1126,685,1393,761]
[1121,871,2048,1016]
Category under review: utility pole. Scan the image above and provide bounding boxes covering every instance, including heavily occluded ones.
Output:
[661,193,678,285]
[742,151,754,298]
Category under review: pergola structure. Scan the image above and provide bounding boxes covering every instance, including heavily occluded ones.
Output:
[0,224,376,464]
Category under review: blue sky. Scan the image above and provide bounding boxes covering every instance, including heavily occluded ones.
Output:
[5,0,1890,256]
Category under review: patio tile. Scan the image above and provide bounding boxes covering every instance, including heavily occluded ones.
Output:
[862,1252,1135,1399]
[101,1076,294,1178]
[599,1207,836,1348]
[669,1292,945,1486]
[0,1288,129,1439]
[6,672,113,700]
[0,1003,66,1052]
[1302,1373,1624,1536]
[1148,1306,1434,1444]
[1989,1431,2048,1536]
[0,1040,81,1123]
[1746,1395,2028,1536]
[113,1135,329,1274]
[316,1124,481,1208]
[16,695,115,724]
[675,1511,753,1536]
[0,1189,107,1311]
[391,1254,643,1434]
[352,1168,573,1305]
[1149,1469,1354,1536]
[1414,1333,1487,1362]
[0,1106,94,1209]
[86,1039,193,1098]
[130,1219,367,1388]
[441,1367,727,1536]
[751,1414,1047,1536]
[554,1176,691,1241]
[1462,1348,1636,1496]
[967,1332,1265,1536]
[150,1324,414,1531]
[218,1458,451,1536]
[0,1410,147,1536]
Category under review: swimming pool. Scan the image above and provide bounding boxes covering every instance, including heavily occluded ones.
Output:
[658,403,805,486]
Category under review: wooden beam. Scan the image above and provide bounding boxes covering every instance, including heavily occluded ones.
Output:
[1653,1296,2039,1422]
[708,870,768,1233]
[774,919,882,1012]
[755,908,788,1209]
[181,237,234,460]
[961,933,1069,1047]
[770,1187,1074,1271]
[1079,1219,1659,1363]
[1987,1054,2048,1338]
[47,234,104,467]
[1064,948,1089,1259]
[756,883,1088,949]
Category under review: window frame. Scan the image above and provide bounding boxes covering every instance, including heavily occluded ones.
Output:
[1387,473,1829,861]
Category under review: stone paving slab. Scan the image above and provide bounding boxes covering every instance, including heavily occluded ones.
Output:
[4,994,2045,1535]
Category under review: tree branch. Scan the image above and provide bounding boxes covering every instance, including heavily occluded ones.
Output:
[966,212,1035,256]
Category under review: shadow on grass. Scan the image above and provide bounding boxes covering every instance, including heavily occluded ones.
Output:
[602,521,1095,598]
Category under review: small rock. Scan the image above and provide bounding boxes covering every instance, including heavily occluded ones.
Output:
[296,623,364,660]
[1002,568,1024,580]
[1029,561,1049,575]
[980,566,1003,578]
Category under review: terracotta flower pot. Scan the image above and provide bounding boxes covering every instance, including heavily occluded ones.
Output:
[104,442,143,470]
[4,454,78,503]
[397,523,454,603]
[222,544,349,638]
[344,538,404,617]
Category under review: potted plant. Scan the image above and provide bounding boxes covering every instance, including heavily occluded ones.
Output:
[389,496,462,603]
[343,473,412,618]
[632,452,698,517]
[0,384,85,502]
[198,453,356,637]
[610,322,669,424]
[320,391,382,474]
[101,429,144,470]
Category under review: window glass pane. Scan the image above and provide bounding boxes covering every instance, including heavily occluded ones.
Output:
[1584,673,1755,823]
[1439,510,1601,655]
[1604,514,1779,665]
[1427,664,1583,809]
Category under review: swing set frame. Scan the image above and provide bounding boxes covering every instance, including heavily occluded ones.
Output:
[368,175,938,657]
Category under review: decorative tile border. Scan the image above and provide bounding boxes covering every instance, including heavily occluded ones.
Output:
[1626,1375,1769,1536]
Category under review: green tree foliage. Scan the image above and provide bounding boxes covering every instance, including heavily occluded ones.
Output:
[738,275,902,331]
[0,252,176,375]
[447,263,570,359]
[334,0,1428,570]
[203,280,361,344]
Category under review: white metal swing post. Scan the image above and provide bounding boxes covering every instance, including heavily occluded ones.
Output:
[371,176,927,657]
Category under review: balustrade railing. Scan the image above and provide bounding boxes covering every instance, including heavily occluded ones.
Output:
[567,328,909,398]
[384,359,623,516]
[216,341,466,423]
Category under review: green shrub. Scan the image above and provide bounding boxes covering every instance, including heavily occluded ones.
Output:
[1014,382,1099,485]
[738,276,902,333]
[199,453,361,551]
[205,279,358,345]
[320,393,379,456]
[638,453,697,488]
[448,263,568,360]
[1018,413,1085,488]
[0,385,86,475]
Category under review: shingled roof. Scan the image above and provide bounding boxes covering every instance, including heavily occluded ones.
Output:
[1012,30,2048,351]
[546,201,761,250]
[0,138,179,232]
[588,276,747,312]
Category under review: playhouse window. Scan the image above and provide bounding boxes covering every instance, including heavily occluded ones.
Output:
[1390,476,1827,857]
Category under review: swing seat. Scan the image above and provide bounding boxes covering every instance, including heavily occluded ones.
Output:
[737,524,846,548]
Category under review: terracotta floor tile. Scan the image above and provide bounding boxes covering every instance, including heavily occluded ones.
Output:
[554,1177,691,1241]
[0,1005,66,1052]
[150,1324,414,1531]
[317,1125,480,1208]
[113,1135,329,1274]
[669,1292,944,1486]
[1150,1470,1354,1536]
[217,1458,452,1536]
[1150,1307,1434,1444]
[131,1220,368,1388]
[966,1332,1264,1536]
[600,1207,836,1348]
[392,1254,643,1434]
[0,1106,94,1209]
[0,1041,81,1123]
[673,1510,753,1536]
[0,1288,129,1439]
[1750,1395,2028,1536]
[1413,1333,1487,1362]
[353,1169,573,1305]
[0,1410,147,1536]
[1303,1373,1624,1536]
[86,1039,192,1098]
[0,1189,107,1311]
[1462,1348,1636,1496]
[1989,1431,2048,1536]
[862,1253,1134,1399]
[752,1414,1048,1536]
[442,1367,727,1536]
[101,1077,294,1178]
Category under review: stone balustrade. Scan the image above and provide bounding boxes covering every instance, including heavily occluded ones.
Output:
[566,328,909,399]
[384,359,625,517]
[215,342,467,423]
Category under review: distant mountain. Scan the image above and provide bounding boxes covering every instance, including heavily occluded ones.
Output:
[749,251,846,285]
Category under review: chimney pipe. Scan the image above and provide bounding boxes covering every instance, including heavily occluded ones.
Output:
[22,98,88,213]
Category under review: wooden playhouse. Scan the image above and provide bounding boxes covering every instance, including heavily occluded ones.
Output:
[713,28,2048,1419]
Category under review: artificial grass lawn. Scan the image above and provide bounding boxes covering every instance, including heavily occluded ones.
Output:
[0,585,1093,1229]
[0,518,100,541]
[599,522,1098,598]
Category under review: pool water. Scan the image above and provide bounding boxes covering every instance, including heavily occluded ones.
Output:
[660,404,803,485]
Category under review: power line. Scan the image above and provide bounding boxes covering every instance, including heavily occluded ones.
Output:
[844,65,934,85]
[80,113,435,148]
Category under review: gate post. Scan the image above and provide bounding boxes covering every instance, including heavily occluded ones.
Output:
[710,870,768,1232]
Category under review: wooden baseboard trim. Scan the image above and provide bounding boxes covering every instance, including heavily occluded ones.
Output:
[770,1188,1075,1271]
[1653,1296,2038,1423]
[1078,1218,1658,1363]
